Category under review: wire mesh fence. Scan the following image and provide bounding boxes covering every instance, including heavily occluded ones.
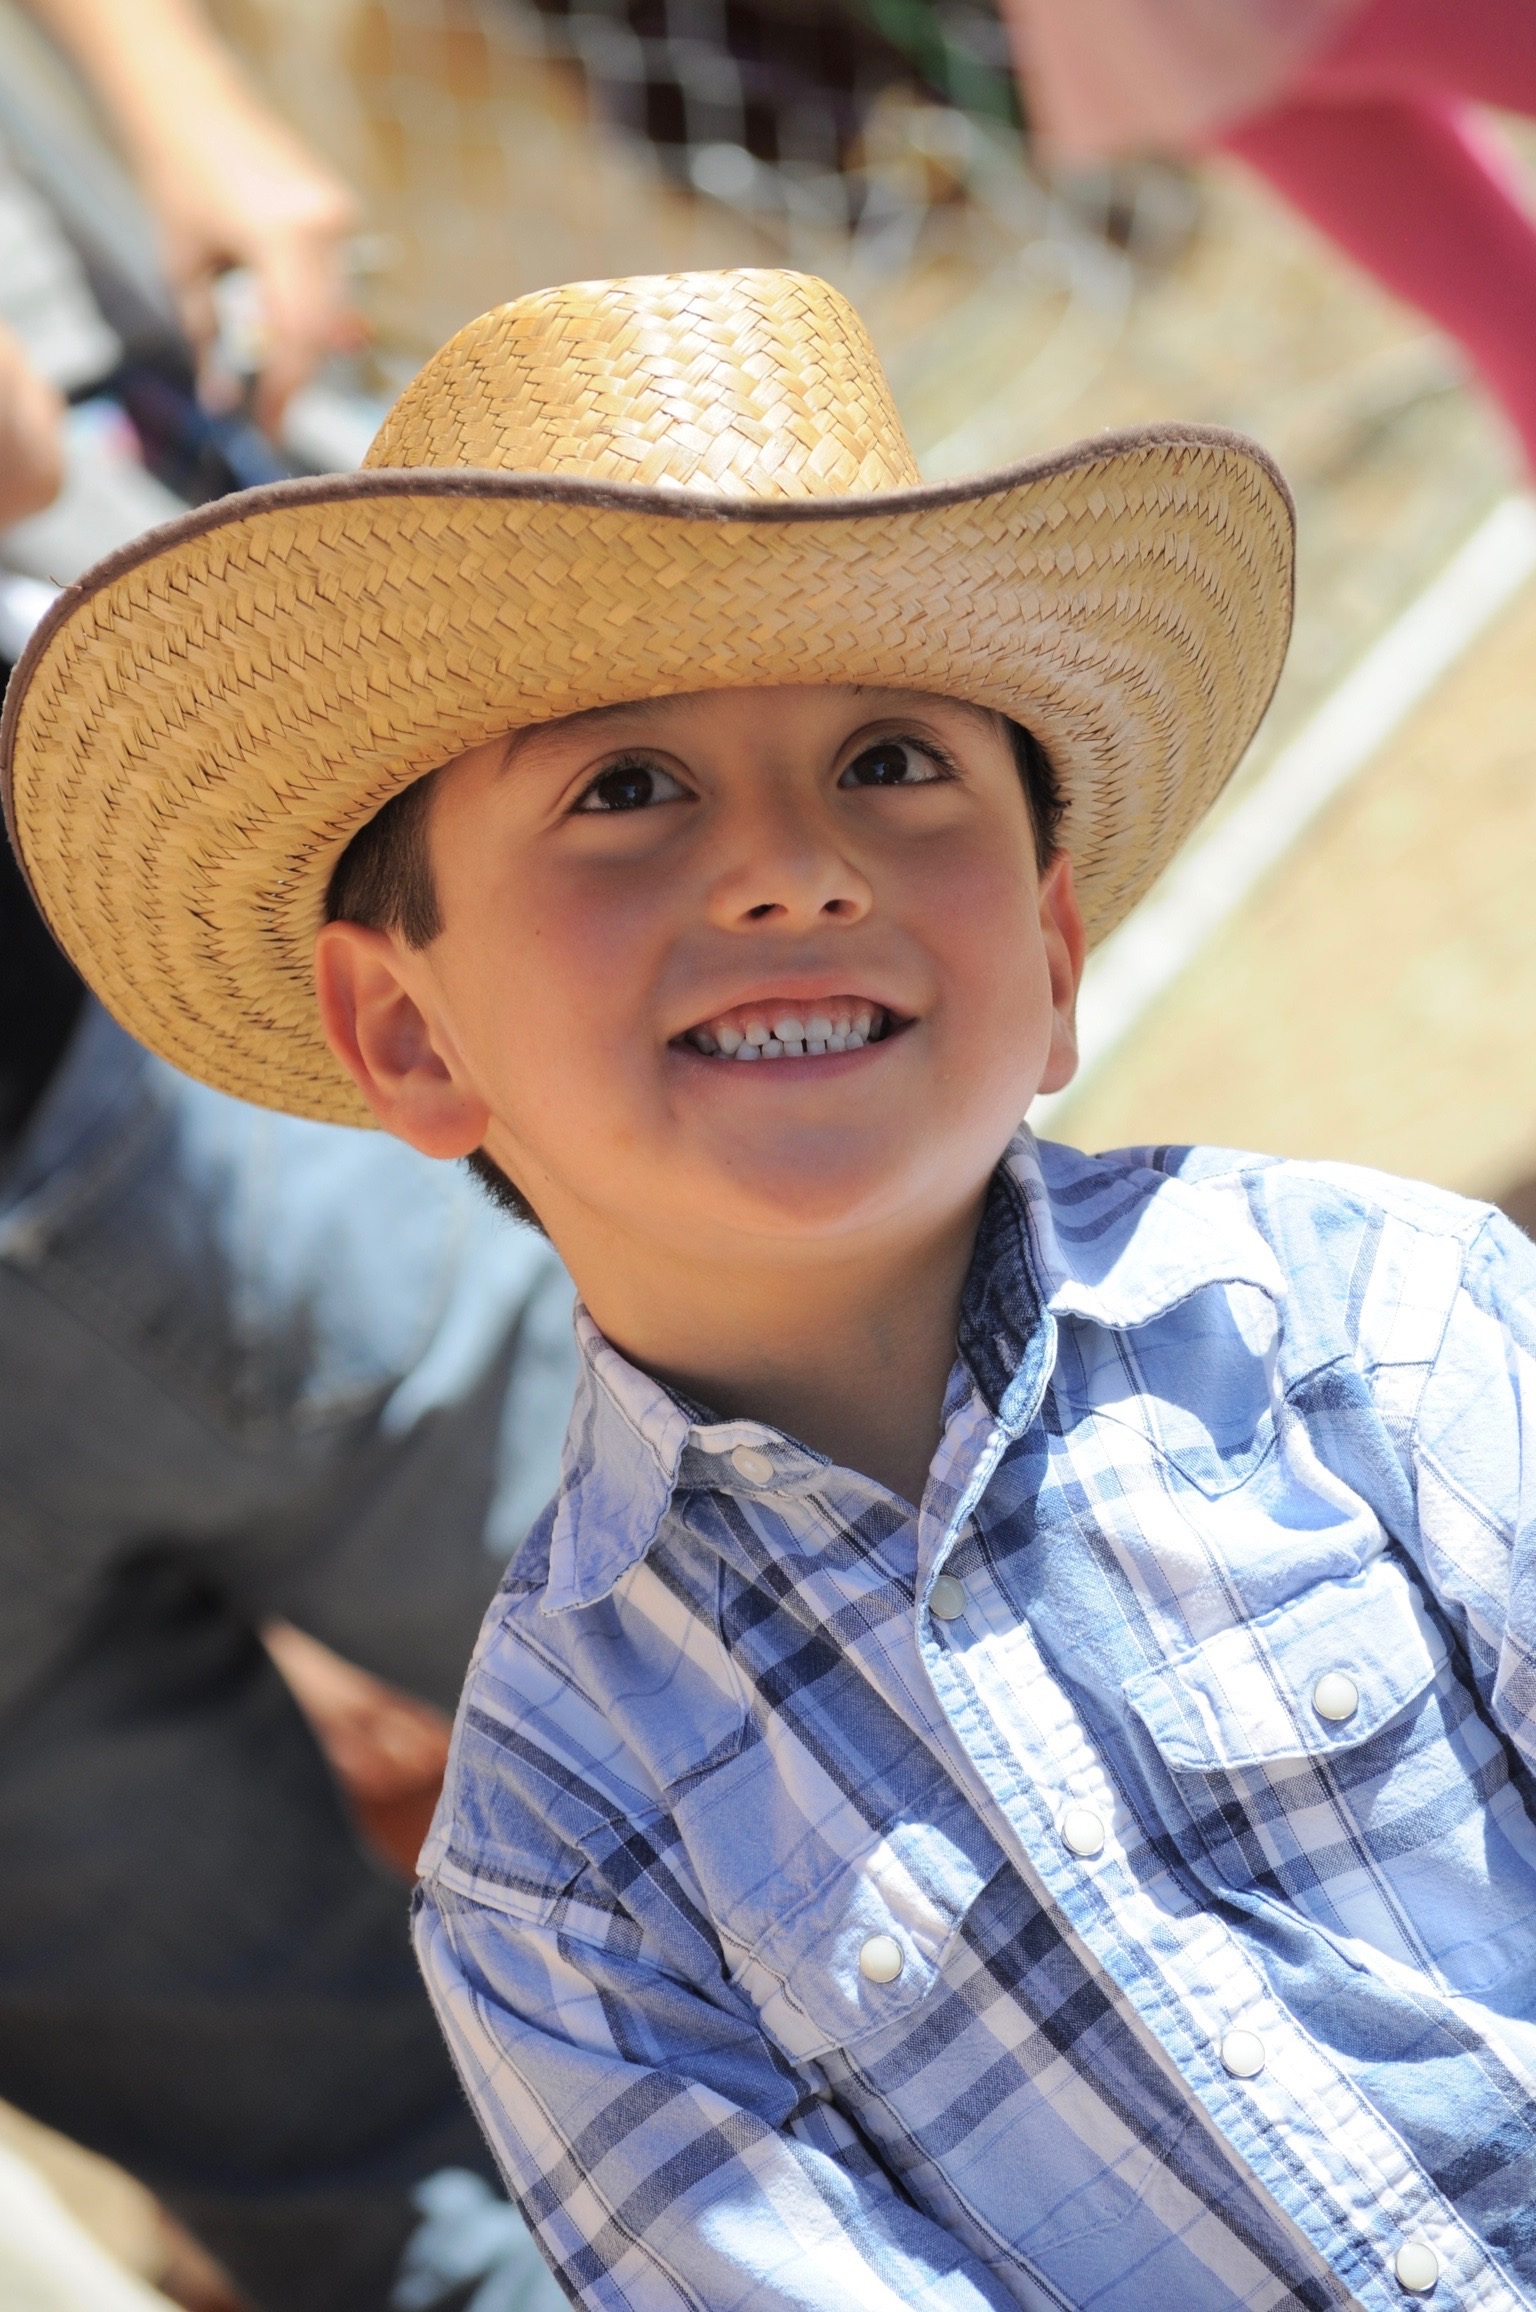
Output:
[212,0,1197,380]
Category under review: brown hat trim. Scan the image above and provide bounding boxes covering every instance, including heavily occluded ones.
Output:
[0,419,1290,895]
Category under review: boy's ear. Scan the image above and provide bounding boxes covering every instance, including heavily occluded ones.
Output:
[314,919,490,1159]
[1036,853,1086,1098]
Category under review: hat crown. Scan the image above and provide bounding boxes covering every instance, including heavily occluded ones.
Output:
[363,268,923,497]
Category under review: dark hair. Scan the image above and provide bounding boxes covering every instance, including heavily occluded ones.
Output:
[325,712,1065,1229]
[1008,717,1066,866]
[326,769,443,950]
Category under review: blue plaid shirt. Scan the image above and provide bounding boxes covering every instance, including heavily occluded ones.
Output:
[415,1135,1536,2311]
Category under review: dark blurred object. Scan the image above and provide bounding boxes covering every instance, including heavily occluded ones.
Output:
[99,358,292,503]
[520,0,1022,226]
[0,814,82,1153]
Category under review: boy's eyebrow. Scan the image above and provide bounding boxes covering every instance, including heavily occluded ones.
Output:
[497,698,666,773]
[490,687,996,776]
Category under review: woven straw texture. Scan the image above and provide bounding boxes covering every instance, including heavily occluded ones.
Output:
[367,271,923,494]
[3,268,1294,1127]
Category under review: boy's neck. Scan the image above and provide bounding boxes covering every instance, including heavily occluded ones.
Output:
[564,1195,989,1508]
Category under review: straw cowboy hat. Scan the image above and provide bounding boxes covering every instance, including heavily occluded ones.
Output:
[2,268,1293,1128]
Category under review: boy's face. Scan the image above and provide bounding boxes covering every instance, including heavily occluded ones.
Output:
[317,685,1083,1268]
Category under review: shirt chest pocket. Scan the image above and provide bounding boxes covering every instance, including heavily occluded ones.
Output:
[716,1813,1001,2065]
[1119,1553,1478,1953]
[1122,1553,1445,1776]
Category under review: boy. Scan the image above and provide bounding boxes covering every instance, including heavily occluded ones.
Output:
[7,268,1536,2311]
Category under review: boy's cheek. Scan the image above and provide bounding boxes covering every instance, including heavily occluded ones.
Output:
[511,868,677,1024]
[916,851,1046,1011]
[908,811,1038,919]
[442,894,651,1073]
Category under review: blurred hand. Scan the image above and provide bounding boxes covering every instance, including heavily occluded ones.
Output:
[136,103,363,434]
[25,0,363,436]
[0,320,64,528]
[262,1619,452,1879]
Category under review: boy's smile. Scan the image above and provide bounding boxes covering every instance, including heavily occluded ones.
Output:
[679,994,895,1060]
[316,682,1084,1495]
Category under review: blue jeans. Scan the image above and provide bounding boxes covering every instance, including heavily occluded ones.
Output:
[0,1003,576,2310]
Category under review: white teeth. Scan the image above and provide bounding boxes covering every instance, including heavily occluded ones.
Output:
[690,1003,894,1059]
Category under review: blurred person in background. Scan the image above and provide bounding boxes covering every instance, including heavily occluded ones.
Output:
[0,3,575,2308]
[0,904,577,2312]
[1008,0,1536,472]
[0,0,359,522]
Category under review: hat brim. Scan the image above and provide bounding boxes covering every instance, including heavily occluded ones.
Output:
[2,424,1293,1127]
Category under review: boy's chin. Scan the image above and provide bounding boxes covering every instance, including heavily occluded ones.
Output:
[671,1133,982,1247]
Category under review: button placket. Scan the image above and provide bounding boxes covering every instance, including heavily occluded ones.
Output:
[1220,2029,1265,2080]
[909,1483,1492,2309]
[1060,1805,1105,1859]
[929,1574,967,1623]
[1393,2240,1439,2295]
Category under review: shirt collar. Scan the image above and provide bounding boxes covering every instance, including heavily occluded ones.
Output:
[541,1309,825,1614]
[539,1132,1285,1613]
[541,1311,692,1613]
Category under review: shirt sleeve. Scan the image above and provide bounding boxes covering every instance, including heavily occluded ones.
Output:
[1406,1207,1536,1773]
[413,1879,1017,2312]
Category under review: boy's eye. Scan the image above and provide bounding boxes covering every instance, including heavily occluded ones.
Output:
[573,760,690,813]
[838,739,946,789]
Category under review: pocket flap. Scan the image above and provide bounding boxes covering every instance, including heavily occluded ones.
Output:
[1122,1555,1446,1772]
[728,1824,998,2063]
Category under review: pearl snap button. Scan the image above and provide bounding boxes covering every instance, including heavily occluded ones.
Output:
[730,1445,774,1485]
[1219,2029,1265,2079]
[858,1933,904,1984]
[930,1575,967,1622]
[1394,2240,1439,2295]
[1060,1806,1105,1859]
[1313,1671,1360,1724]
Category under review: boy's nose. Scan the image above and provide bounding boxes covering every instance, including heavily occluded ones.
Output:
[706,807,873,933]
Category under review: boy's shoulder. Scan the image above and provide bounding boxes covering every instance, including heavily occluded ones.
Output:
[1028,1133,1527,1357]
[1038,1134,1505,1266]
